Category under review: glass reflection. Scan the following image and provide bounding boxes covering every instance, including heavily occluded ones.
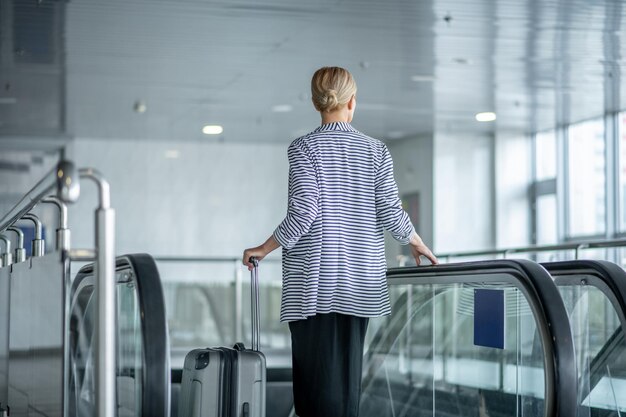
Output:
[361,283,545,417]
[68,268,144,417]
[557,283,626,414]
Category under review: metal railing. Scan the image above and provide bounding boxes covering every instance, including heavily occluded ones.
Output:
[0,160,116,417]
[423,238,626,263]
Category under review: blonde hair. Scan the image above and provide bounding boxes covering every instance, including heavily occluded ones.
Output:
[311,67,357,113]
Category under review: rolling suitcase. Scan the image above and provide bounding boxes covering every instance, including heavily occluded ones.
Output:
[179,258,266,417]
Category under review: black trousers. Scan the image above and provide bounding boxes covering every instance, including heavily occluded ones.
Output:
[289,313,369,417]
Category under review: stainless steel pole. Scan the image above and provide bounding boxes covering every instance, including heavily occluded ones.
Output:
[22,213,44,257]
[0,235,11,266]
[42,196,71,251]
[7,227,25,263]
[79,168,116,417]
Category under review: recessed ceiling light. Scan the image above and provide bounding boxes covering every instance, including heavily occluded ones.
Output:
[272,104,293,113]
[134,100,147,113]
[202,125,223,135]
[164,150,180,159]
[475,112,496,122]
[453,57,470,65]
[410,75,435,82]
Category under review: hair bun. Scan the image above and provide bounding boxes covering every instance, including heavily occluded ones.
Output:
[324,89,339,111]
[310,67,357,113]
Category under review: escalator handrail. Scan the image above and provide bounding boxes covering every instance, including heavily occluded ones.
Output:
[387,259,577,417]
[542,260,626,402]
[122,254,170,417]
[541,260,626,331]
[72,253,170,417]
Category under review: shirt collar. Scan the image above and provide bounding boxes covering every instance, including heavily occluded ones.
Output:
[314,122,358,133]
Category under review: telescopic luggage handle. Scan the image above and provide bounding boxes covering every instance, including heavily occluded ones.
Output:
[249,257,261,351]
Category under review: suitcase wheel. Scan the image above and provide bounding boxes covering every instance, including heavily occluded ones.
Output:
[195,352,210,370]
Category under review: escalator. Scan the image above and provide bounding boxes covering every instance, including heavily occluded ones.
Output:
[359,260,577,417]
[68,254,170,417]
[63,255,626,417]
[543,261,626,416]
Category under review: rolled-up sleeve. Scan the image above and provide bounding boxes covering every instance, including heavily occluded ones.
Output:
[375,145,416,244]
[273,142,320,249]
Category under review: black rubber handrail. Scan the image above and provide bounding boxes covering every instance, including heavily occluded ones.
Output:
[71,254,169,417]
[542,260,626,403]
[386,259,577,417]
[541,260,626,330]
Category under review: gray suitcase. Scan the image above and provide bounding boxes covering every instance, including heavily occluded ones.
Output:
[179,258,266,417]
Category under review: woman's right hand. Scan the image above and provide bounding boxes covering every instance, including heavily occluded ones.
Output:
[242,246,268,271]
[409,233,438,266]
[242,235,281,271]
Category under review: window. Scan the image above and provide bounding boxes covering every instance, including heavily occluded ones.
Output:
[567,119,606,237]
[536,194,557,245]
[618,112,626,231]
[535,130,557,180]
[533,130,558,245]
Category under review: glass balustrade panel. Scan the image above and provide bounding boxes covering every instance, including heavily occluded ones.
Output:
[157,259,290,354]
[557,283,626,414]
[360,282,546,417]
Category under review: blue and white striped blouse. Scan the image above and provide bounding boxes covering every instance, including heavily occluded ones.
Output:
[273,122,416,322]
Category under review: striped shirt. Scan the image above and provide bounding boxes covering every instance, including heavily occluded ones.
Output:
[273,122,416,322]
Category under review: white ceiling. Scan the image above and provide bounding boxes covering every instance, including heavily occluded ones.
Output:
[46,0,626,143]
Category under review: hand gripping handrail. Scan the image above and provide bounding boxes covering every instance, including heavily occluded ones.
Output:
[41,196,70,251]
[21,213,44,257]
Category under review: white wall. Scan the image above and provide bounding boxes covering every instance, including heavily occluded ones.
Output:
[65,138,289,258]
[386,135,434,263]
[434,132,495,253]
[64,135,439,264]
[3,131,530,261]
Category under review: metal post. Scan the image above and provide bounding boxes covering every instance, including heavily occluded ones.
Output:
[79,168,116,417]
[575,244,588,260]
[21,214,44,257]
[42,196,71,251]
[7,227,25,262]
[0,235,10,266]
